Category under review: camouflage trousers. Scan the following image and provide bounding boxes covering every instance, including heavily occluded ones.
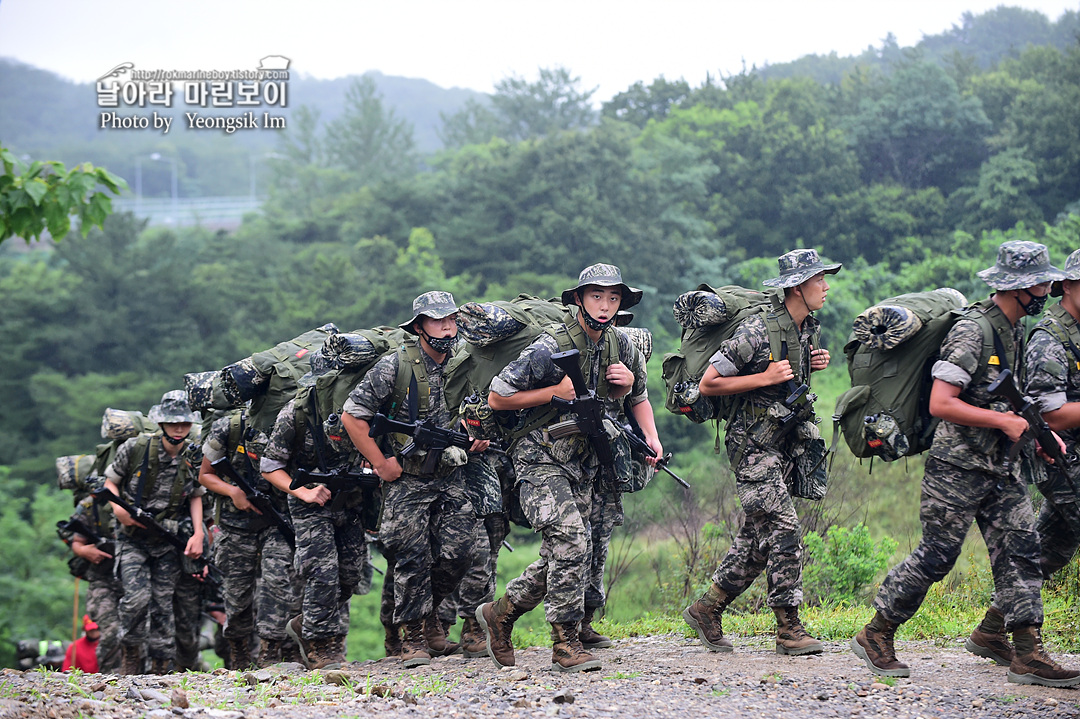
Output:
[713,433,803,607]
[505,452,594,625]
[216,525,301,641]
[380,472,476,624]
[1035,464,1080,579]
[289,496,368,640]
[174,570,210,670]
[450,514,511,620]
[86,566,123,674]
[585,489,623,611]
[874,457,1043,627]
[115,537,181,660]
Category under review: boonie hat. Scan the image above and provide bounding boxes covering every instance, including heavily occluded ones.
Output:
[762,249,842,289]
[977,240,1065,291]
[399,291,459,333]
[1050,248,1080,297]
[148,390,200,424]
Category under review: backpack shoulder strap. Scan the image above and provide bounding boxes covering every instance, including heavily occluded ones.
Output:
[389,340,431,418]
[959,300,1013,384]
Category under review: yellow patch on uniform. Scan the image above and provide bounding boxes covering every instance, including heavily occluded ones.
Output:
[236,445,245,454]
[988,355,1000,366]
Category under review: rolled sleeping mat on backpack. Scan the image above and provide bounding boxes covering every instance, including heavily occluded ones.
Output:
[220,357,269,404]
[619,326,654,362]
[320,332,386,369]
[672,290,728,329]
[457,302,529,348]
[184,370,238,412]
[852,288,967,351]
[56,454,95,492]
[100,408,151,441]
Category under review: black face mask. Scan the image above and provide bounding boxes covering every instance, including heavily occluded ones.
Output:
[1019,289,1048,316]
[423,332,458,354]
[577,293,615,332]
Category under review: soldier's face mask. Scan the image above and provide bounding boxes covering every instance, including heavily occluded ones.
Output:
[418,315,458,354]
[1018,285,1050,316]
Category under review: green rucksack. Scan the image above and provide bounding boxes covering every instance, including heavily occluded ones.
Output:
[662,285,785,423]
[445,295,570,439]
[832,288,978,461]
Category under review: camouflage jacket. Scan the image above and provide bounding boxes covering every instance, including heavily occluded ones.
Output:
[203,412,284,529]
[1025,301,1080,447]
[928,301,1023,476]
[105,434,199,519]
[259,398,322,475]
[708,310,819,436]
[342,344,457,477]
[491,321,647,478]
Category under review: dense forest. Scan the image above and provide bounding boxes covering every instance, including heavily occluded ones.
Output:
[2,5,1080,664]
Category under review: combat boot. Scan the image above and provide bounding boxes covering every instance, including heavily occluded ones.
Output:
[424,612,460,657]
[255,638,282,668]
[850,611,910,677]
[682,583,734,652]
[1007,625,1080,687]
[774,606,824,656]
[280,637,303,665]
[308,636,345,671]
[458,616,487,658]
[551,622,602,672]
[580,606,613,649]
[476,595,526,668]
[285,615,315,670]
[384,623,402,658]
[400,619,431,668]
[965,606,1013,667]
[224,636,252,670]
[120,644,143,676]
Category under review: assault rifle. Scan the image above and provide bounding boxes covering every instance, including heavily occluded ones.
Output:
[289,466,380,511]
[56,517,115,556]
[368,414,477,475]
[988,368,1068,467]
[91,486,220,581]
[618,419,691,489]
[211,457,296,550]
[549,349,618,483]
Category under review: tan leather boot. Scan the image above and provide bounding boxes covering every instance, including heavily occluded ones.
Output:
[550,622,602,672]
[148,656,171,675]
[580,606,613,649]
[476,596,526,669]
[383,622,402,658]
[255,638,282,668]
[965,606,1013,667]
[458,616,487,658]
[774,606,824,656]
[423,613,460,657]
[308,636,345,671]
[120,644,143,676]
[224,636,252,670]
[682,584,734,652]
[1008,625,1080,687]
[285,615,315,670]
[400,619,431,668]
[851,611,910,677]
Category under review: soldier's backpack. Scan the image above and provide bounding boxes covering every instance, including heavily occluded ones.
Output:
[445,294,569,439]
[57,408,154,501]
[185,323,341,434]
[831,288,972,461]
[662,285,785,424]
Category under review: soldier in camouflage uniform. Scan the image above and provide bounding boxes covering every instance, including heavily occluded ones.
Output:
[851,241,1080,688]
[103,391,205,675]
[342,291,482,668]
[199,409,302,669]
[477,264,659,673]
[64,493,123,673]
[685,249,838,657]
[261,394,371,671]
[963,248,1080,678]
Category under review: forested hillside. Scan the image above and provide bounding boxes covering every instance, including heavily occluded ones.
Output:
[2,5,1080,666]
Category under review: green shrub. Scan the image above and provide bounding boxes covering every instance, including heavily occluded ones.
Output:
[803,523,897,605]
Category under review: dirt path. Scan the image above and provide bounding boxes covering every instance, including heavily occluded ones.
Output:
[3,635,1078,718]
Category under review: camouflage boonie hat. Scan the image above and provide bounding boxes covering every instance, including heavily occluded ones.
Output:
[977,240,1065,291]
[762,249,842,288]
[614,310,634,327]
[148,390,200,424]
[1050,248,1080,297]
[399,291,459,333]
[561,263,643,310]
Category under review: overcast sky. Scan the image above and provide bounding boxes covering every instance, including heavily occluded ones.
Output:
[1,0,1077,100]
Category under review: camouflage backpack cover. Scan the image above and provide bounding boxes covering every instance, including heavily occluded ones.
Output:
[662,285,785,423]
[832,288,974,461]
